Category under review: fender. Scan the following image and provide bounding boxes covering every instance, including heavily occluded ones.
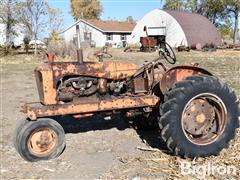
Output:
[159,65,212,94]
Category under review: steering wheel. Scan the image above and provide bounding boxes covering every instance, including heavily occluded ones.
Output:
[158,42,176,64]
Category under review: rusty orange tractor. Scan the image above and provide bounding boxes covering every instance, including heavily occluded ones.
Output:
[14,27,239,162]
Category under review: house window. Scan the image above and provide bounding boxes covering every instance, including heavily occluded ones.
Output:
[84,32,91,41]
[121,34,126,41]
[106,33,113,41]
[72,36,77,46]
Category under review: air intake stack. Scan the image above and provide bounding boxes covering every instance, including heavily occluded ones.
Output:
[76,25,83,64]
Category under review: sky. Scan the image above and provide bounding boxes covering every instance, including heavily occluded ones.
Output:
[48,0,165,29]
[47,0,239,34]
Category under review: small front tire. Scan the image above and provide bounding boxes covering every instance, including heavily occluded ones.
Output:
[14,118,66,162]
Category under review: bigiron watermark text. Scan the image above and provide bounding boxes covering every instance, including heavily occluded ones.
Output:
[180,161,237,177]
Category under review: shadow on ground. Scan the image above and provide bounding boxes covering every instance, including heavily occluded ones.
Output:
[53,114,128,133]
[53,114,171,155]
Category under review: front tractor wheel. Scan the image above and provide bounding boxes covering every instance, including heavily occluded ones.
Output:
[159,75,239,157]
[14,118,65,162]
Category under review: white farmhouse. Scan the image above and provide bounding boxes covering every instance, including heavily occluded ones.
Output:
[63,19,136,48]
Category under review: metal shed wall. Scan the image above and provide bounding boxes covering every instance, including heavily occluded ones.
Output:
[166,10,221,46]
[129,9,221,47]
[129,9,188,47]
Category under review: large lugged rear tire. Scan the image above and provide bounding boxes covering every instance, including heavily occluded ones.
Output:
[159,75,239,157]
[14,118,66,162]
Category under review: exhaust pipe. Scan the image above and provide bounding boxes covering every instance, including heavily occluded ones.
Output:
[76,25,83,64]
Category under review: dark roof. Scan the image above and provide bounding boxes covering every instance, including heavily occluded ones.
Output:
[165,10,221,46]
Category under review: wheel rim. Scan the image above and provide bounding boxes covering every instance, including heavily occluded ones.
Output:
[27,127,58,157]
[181,93,227,145]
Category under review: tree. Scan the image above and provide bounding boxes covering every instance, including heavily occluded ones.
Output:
[126,16,135,23]
[70,0,103,20]
[184,0,204,13]
[0,0,17,44]
[47,6,63,36]
[16,1,33,38]
[50,31,60,41]
[163,0,185,11]
[224,0,240,44]
[162,0,226,25]
[17,1,63,40]
[17,0,48,55]
[15,0,63,55]
[199,0,226,25]
[189,0,199,12]
[218,18,233,38]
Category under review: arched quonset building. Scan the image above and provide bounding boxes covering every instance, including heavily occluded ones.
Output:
[129,9,221,48]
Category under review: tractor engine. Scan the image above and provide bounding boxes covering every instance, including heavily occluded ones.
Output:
[56,76,128,102]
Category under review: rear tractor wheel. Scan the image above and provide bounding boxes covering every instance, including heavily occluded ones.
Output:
[159,75,239,157]
[14,118,65,162]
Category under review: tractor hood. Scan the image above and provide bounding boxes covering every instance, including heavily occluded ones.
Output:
[35,61,139,81]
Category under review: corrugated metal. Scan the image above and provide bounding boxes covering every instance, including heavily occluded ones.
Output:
[165,10,221,46]
[129,9,188,47]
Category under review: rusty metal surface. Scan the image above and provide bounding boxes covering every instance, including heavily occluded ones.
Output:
[181,93,227,145]
[183,99,215,136]
[27,127,58,156]
[26,47,215,124]
[131,77,148,94]
[35,66,57,105]
[34,61,139,105]
[50,61,139,81]
[98,78,107,94]
[76,49,83,64]
[160,66,212,94]
[23,95,160,120]
[35,61,139,81]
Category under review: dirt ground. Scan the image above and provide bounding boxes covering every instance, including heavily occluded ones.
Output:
[0,49,240,179]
